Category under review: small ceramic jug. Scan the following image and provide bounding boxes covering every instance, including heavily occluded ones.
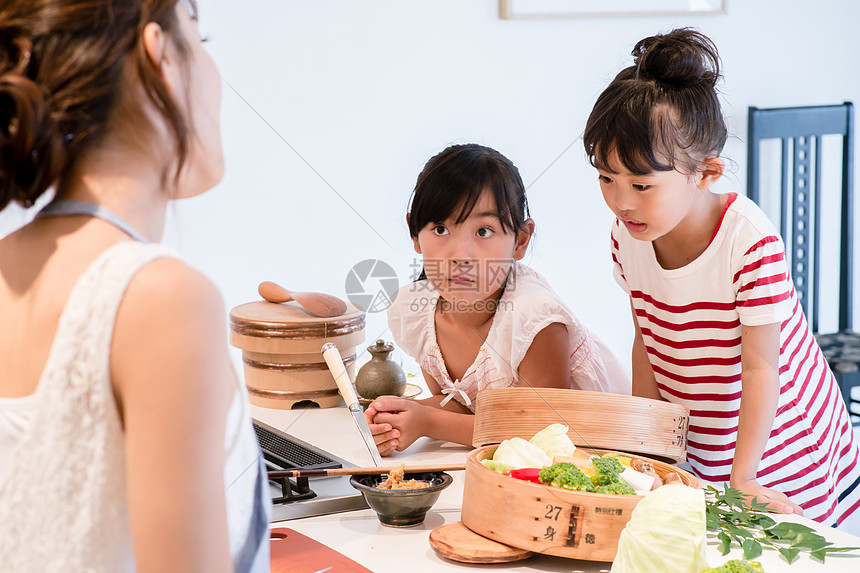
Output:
[355,340,407,400]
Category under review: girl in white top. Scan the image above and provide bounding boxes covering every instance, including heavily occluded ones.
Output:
[366,144,629,455]
[0,1,269,571]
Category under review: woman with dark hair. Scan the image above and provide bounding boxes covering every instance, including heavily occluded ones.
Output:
[0,1,269,570]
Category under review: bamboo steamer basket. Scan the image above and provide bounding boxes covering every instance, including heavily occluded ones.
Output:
[461,445,699,562]
[229,300,365,409]
[473,388,690,463]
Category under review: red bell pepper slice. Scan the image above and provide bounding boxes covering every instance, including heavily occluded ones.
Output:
[504,468,542,483]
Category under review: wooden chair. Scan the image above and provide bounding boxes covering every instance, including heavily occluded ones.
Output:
[747,102,858,424]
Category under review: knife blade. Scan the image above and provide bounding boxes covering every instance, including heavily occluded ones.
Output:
[321,342,384,467]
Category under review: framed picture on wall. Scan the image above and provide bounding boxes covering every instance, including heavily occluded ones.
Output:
[500,0,727,19]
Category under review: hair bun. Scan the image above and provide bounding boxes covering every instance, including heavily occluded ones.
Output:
[632,28,721,88]
[0,71,65,209]
[0,28,32,76]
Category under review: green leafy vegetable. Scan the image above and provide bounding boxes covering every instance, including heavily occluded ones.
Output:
[539,463,595,492]
[594,481,636,495]
[537,462,579,484]
[704,485,860,564]
[590,455,624,486]
[700,558,764,572]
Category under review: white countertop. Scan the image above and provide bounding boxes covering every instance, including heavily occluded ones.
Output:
[253,404,860,573]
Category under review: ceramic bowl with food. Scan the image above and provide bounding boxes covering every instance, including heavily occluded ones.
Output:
[349,471,453,527]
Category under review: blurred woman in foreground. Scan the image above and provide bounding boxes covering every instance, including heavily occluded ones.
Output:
[0,1,269,570]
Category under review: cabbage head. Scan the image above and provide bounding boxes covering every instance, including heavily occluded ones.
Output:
[486,437,552,471]
[611,484,709,573]
[528,423,576,459]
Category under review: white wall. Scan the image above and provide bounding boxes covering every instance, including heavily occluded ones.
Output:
[5,0,858,379]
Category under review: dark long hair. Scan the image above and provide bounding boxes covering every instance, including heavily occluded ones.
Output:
[408,143,530,239]
[583,28,727,175]
[0,0,194,210]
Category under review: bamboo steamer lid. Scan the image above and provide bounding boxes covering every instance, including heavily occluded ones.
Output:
[229,300,365,409]
[472,388,690,463]
[460,445,699,562]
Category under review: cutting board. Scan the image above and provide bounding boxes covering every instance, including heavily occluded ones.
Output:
[270,528,373,572]
[429,521,534,564]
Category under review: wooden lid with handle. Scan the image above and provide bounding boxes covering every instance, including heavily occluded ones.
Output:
[429,521,534,564]
[229,301,366,354]
[229,300,365,337]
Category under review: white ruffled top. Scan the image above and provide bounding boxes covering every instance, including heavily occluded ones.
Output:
[387,264,630,411]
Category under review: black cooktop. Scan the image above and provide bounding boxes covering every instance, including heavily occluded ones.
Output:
[252,419,369,521]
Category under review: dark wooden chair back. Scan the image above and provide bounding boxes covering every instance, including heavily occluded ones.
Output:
[747,102,858,422]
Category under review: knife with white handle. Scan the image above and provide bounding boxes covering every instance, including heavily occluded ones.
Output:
[321,342,383,467]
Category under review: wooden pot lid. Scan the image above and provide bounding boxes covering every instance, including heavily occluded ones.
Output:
[429,521,534,564]
[229,300,365,339]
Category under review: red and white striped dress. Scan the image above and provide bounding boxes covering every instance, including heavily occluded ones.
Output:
[611,193,860,532]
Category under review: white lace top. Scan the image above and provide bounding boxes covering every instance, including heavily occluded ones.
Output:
[0,241,270,572]
[388,264,631,411]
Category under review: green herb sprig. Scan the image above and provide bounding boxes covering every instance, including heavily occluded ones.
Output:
[704,485,860,564]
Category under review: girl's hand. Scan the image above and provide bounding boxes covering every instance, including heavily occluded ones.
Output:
[367,396,430,453]
[364,399,402,456]
[730,478,804,515]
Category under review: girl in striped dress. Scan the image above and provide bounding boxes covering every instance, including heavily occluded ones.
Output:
[583,28,860,534]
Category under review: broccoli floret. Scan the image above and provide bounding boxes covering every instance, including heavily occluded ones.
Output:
[594,482,636,495]
[591,455,624,475]
[538,462,579,484]
[701,559,765,573]
[539,463,595,492]
[590,456,624,486]
[553,469,595,492]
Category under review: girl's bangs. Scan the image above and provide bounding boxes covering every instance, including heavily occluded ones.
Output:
[590,105,679,176]
[408,144,528,237]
